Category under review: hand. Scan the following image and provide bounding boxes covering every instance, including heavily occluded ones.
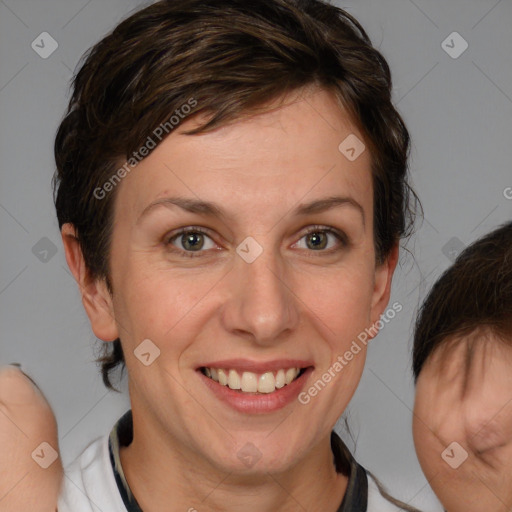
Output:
[413,336,512,512]
[0,365,62,512]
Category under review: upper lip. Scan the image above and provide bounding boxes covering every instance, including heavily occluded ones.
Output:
[197,358,314,373]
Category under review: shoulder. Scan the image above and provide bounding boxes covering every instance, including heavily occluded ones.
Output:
[366,472,410,512]
[57,433,127,512]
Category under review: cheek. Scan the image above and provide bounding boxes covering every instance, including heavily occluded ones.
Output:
[412,381,438,472]
[412,411,432,471]
[113,265,210,348]
[300,261,375,340]
[296,263,374,401]
[412,413,448,495]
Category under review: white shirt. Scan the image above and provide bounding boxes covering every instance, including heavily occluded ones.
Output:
[58,434,126,512]
[57,431,409,512]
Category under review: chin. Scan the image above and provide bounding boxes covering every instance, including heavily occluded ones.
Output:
[225,435,307,476]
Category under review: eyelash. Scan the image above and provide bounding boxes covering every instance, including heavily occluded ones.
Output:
[164,225,348,259]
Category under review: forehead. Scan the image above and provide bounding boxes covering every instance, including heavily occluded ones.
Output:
[427,330,512,394]
[114,87,373,226]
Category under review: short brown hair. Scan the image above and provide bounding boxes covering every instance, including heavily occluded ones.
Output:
[53,0,417,391]
[413,221,512,381]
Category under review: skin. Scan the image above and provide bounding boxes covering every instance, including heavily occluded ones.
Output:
[413,331,512,512]
[2,85,397,511]
[0,365,62,512]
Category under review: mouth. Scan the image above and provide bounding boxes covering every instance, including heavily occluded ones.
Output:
[200,366,308,394]
[197,359,314,413]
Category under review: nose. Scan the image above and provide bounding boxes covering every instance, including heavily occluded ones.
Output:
[220,242,300,347]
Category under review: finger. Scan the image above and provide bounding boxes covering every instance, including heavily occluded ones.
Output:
[0,365,62,512]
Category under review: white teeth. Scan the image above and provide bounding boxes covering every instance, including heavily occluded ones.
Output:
[241,372,258,392]
[275,369,285,389]
[228,369,241,390]
[285,368,299,385]
[258,372,275,393]
[217,369,227,385]
[203,366,303,394]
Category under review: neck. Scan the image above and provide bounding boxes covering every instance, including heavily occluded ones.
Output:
[119,413,348,512]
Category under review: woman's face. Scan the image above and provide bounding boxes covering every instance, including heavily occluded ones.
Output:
[88,86,396,474]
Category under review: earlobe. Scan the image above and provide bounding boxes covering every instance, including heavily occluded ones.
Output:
[369,242,399,330]
[61,223,119,342]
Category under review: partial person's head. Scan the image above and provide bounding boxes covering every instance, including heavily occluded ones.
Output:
[54,0,416,475]
[413,221,512,511]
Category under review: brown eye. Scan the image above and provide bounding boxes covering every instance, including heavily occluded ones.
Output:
[305,231,329,250]
[294,226,347,253]
[180,232,205,251]
[165,227,217,258]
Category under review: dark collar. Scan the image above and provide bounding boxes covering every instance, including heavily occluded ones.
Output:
[108,409,368,512]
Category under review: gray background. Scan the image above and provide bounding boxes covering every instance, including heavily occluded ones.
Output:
[1,0,511,510]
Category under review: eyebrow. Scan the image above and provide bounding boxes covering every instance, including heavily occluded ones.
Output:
[137,195,365,226]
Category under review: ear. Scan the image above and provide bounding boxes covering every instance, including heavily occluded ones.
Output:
[61,223,119,342]
[368,241,399,336]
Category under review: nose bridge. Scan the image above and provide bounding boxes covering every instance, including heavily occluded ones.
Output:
[224,238,299,344]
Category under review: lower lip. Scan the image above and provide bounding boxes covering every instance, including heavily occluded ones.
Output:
[199,368,314,414]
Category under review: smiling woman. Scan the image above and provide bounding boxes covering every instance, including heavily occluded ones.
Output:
[46,0,421,510]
